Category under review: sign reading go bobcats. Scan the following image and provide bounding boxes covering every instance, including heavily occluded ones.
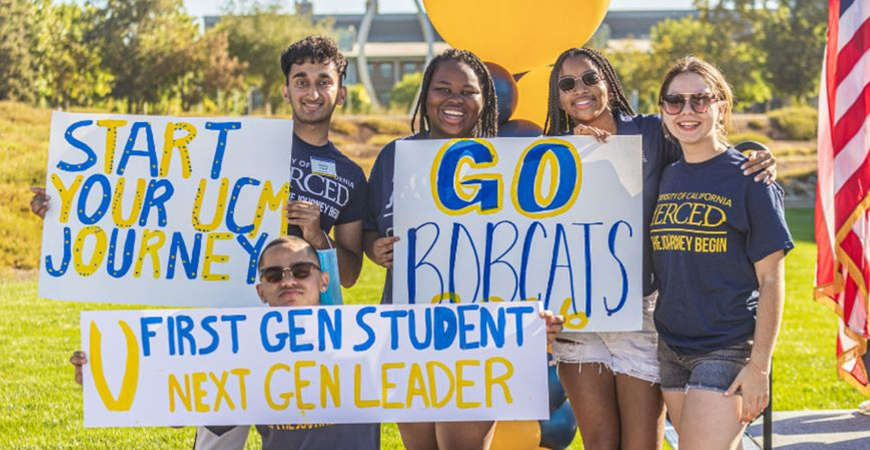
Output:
[392,136,643,332]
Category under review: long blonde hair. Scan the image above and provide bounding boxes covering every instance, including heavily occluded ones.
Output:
[658,56,733,146]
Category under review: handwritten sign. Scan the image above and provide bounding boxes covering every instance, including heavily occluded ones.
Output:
[80,303,549,426]
[393,136,643,332]
[39,112,292,307]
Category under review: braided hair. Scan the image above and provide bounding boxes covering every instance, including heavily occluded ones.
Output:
[411,49,499,138]
[544,47,634,136]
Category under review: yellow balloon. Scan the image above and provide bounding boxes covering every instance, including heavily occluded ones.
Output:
[423,0,611,74]
[511,65,552,129]
[490,420,542,450]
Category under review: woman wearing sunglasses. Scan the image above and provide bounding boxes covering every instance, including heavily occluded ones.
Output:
[652,56,791,449]
[543,48,776,450]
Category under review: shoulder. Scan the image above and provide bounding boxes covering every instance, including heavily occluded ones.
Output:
[618,113,662,135]
[324,141,365,176]
[374,133,423,166]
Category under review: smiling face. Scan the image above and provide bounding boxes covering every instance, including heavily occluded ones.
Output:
[255,242,329,308]
[424,59,484,139]
[282,60,346,125]
[661,71,721,147]
[557,56,610,125]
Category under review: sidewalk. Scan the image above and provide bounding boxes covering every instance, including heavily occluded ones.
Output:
[744,410,870,449]
[665,410,870,449]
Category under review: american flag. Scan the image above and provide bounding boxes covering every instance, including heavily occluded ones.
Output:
[816,0,870,394]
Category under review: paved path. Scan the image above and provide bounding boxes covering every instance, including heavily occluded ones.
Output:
[666,410,870,449]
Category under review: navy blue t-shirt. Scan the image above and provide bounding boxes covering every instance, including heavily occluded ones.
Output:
[364,133,425,304]
[257,423,380,450]
[651,147,793,355]
[290,134,367,234]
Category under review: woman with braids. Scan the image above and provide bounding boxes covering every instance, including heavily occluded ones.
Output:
[544,48,776,449]
[363,48,562,450]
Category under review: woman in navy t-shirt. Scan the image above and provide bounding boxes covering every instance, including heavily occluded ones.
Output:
[652,56,792,449]
[542,48,777,450]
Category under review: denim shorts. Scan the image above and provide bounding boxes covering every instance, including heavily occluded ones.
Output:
[553,292,660,383]
[657,339,752,393]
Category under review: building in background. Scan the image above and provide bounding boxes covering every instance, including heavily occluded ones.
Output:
[203,7,694,106]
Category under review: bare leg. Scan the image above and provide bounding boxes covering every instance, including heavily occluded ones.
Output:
[435,421,496,450]
[398,422,438,450]
[559,362,620,450]
[615,373,665,450]
[678,389,745,450]
[662,391,686,435]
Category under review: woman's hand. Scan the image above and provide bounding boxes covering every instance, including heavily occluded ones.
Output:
[724,360,769,424]
[573,123,611,143]
[740,150,776,184]
[30,186,49,218]
[540,310,565,346]
[370,236,399,269]
[70,350,87,386]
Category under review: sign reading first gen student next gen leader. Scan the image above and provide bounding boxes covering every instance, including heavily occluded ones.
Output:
[393,136,643,332]
[38,112,292,307]
[81,303,549,427]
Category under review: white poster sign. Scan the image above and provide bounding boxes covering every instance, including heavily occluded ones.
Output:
[39,112,292,307]
[80,303,549,426]
[393,136,643,332]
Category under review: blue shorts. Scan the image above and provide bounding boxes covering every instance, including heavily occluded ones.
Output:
[657,339,752,393]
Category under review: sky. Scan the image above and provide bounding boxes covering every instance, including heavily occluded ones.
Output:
[181,0,695,16]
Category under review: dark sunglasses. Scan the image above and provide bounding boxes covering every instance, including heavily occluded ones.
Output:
[557,72,603,92]
[660,93,719,115]
[260,262,320,283]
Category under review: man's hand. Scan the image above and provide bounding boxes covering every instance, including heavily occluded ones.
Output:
[286,201,323,245]
[30,186,49,219]
[70,350,87,386]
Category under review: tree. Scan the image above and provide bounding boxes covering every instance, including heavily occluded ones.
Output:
[88,0,200,112]
[215,0,336,113]
[176,30,248,111]
[0,0,42,102]
[760,0,827,103]
[35,3,114,108]
[647,15,772,110]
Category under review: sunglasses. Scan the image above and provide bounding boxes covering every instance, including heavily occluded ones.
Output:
[557,72,603,92]
[260,262,320,283]
[660,93,719,115]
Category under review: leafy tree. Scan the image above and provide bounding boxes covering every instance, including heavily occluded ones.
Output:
[88,0,200,112]
[215,0,336,113]
[0,0,42,102]
[647,15,771,110]
[760,0,827,103]
[176,30,248,111]
[35,3,114,108]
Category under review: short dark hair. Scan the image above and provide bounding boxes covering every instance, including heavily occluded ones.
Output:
[280,35,347,84]
[258,236,319,270]
[544,48,635,136]
[410,49,499,138]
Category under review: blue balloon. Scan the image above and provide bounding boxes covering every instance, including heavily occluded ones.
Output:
[548,364,567,411]
[497,119,542,137]
[540,400,577,450]
[486,62,518,125]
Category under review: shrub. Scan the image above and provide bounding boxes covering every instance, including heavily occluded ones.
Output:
[747,118,765,130]
[389,72,423,111]
[728,131,772,145]
[343,84,372,114]
[367,134,404,148]
[768,106,817,140]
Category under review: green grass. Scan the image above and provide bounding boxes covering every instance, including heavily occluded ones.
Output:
[1,208,862,448]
